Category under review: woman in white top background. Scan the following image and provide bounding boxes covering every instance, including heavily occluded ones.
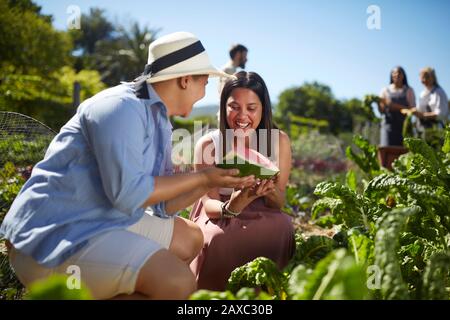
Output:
[413,67,449,130]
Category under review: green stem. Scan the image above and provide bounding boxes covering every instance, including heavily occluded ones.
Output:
[351,236,359,264]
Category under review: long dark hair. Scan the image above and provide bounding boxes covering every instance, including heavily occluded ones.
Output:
[389,66,409,87]
[219,71,277,158]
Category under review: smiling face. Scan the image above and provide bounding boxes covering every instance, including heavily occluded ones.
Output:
[391,68,404,87]
[420,72,430,87]
[226,88,263,133]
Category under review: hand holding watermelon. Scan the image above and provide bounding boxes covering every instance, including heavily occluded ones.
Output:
[200,166,256,189]
[216,147,280,179]
[227,178,277,213]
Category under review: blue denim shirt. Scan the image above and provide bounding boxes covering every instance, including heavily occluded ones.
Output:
[0,79,173,267]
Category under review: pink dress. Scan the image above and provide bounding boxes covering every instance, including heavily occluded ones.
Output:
[189,130,295,291]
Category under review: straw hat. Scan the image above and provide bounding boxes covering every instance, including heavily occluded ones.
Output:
[139,31,234,83]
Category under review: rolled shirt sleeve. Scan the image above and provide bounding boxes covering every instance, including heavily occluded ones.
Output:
[79,96,154,215]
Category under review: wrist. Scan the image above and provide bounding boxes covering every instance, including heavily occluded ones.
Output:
[199,170,212,188]
[221,200,241,218]
[227,200,243,214]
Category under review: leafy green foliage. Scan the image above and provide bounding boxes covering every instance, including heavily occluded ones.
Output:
[347,228,374,266]
[24,274,92,300]
[374,206,420,299]
[289,249,368,300]
[284,234,338,273]
[189,288,272,300]
[0,66,105,130]
[227,257,287,299]
[0,135,53,167]
[274,82,357,135]
[312,182,380,229]
[442,125,450,154]
[0,162,26,222]
[0,0,107,130]
[345,135,381,179]
[195,249,368,301]
[310,126,450,299]
[177,208,190,220]
[345,169,357,192]
[363,94,380,110]
[422,252,450,300]
[70,8,160,86]
[402,113,414,139]
[0,0,72,74]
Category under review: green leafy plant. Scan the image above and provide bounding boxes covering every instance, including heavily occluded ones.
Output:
[0,135,53,167]
[345,135,381,179]
[24,274,92,300]
[284,234,338,273]
[310,126,450,299]
[421,252,450,300]
[227,257,288,299]
[0,162,26,222]
[289,248,368,300]
[374,206,420,300]
[363,94,380,110]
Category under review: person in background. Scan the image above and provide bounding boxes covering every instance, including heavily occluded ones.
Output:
[190,71,295,291]
[378,66,416,146]
[218,44,248,93]
[411,67,449,131]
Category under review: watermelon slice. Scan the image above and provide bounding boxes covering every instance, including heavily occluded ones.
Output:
[216,147,280,179]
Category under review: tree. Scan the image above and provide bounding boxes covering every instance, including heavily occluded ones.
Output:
[91,22,159,85]
[7,0,52,22]
[0,0,72,74]
[71,8,115,55]
[70,8,159,85]
[0,0,105,130]
[275,82,349,135]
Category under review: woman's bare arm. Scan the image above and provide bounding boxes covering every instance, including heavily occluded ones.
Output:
[264,131,291,209]
[194,135,229,219]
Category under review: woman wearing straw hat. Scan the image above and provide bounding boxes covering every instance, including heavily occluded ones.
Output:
[1,32,256,299]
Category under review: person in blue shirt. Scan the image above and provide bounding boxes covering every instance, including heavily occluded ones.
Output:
[1,32,256,299]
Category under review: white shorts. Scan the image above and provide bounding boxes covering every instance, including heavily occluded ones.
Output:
[9,211,175,299]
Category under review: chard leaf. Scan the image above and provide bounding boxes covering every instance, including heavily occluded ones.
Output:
[422,252,450,300]
[374,206,420,299]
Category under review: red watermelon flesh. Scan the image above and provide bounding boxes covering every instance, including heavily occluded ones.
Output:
[217,147,279,178]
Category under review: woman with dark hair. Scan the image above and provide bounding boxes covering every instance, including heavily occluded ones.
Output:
[378,66,416,146]
[189,71,295,291]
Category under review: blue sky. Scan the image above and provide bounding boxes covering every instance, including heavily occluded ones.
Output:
[36,0,450,110]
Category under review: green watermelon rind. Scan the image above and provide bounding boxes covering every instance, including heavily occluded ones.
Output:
[216,154,280,179]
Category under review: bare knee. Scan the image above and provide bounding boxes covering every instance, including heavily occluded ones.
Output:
[190,223,204,258]
[178,223,203,263]
[171,218,204,263]
[135,250,197,299]
[166,268,197,299]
